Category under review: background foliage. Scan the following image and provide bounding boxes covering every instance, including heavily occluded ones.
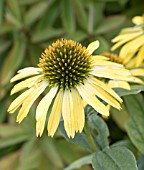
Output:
[0,0,144,169]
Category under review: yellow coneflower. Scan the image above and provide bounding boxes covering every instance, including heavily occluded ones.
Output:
[8,39,134,138]
[111,15,144,68]
[102,52,144,90]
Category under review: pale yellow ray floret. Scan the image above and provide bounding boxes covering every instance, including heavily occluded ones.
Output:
[48,90,63,137]
[62,89,75,138]
[16,81,48,123]
[36,86,58,137]
[10,67,43,82]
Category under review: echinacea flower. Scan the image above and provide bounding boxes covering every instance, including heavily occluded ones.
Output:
[101,52,144,90]
[111,15,144,68]
[8,39,133,138]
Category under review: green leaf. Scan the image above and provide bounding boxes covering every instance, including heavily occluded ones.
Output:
[1,34,26,85]
[7,0,22,21]
[0,23,14,35]
[124,94,144,153]
[24,1,51,26]
[114,85,144,97]
[0,40,11,55]
[0,124,27,137]
[61,0,75,33]
[92,146,138,170]
[0,0,4,24]
[0,134,30,149]
[95,15,126,34]
[72,0,88,31]
[111,104,129,131]
[59,121,92,152]
[19,0,40,5]
[36,0,60,29]
[39,136,64,168]
[32,28,64,43]
[87,107,109,149]
[17,140,41,170]
[137,154,144,170]
[64,154,92,170]
[64,30,87,42]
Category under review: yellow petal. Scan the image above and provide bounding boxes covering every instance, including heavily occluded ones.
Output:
[131,68,144,76]
[16,81,48,123]
[90,55,109,61]
[36,86,58,137]
[18,67,42,73]
[71,88,85,133]
[48,90,63,137]
[132,16,144,25]
[108,80,131,90]
[90,76,122,103]
[85,79,121,109]
[11,75,43,95]
[112,31,143,43]
[8,88,34,113]
[62,89,75,138]
[77,84,109,116]
[87,40,99,55]
[135,45,144,67]
[11,67,42,82]
[119,35,144,57]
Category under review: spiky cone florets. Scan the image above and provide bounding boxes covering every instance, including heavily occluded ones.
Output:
[8,39,131,138]
[38,39,92,90]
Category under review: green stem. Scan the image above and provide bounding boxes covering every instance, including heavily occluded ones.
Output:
[84,121,96,152]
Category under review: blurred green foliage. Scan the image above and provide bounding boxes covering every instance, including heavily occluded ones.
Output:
[0,0,144,169]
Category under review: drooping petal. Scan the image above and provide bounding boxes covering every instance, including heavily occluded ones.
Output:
[48,90,63,137]
[135,45,144,67]
[119,35,144,57]
[62,89,75,138]
[85,79,121,109]
[8,88,34,113]
[11,67,42,82]
[11,75,43,95]
[71,88,85,133]
[87,40,99,55]
[77,84,109,116]
[108,80,131,90]
[88,76,122,103]
[16,81,48,123]
[36,86,58,137]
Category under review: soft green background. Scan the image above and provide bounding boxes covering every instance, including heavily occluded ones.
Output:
[0,0,144,170]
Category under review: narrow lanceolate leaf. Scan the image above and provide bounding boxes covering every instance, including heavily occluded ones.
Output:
[0,0,4,24]
[95,15,126,34]
[32,28,64,43]
[0,134,30,149]
[64,154,92,170]
[124,94,144,153]
[92,146,138,170]
[1,34,26,85]
[86,106,109,149]
[7,0,22,21]
[61,0,75,33]
[72,0,88,31]
[0,23,14,35]
[24,1,50,26]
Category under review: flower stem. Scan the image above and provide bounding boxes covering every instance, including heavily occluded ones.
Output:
[84,121,96,152]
